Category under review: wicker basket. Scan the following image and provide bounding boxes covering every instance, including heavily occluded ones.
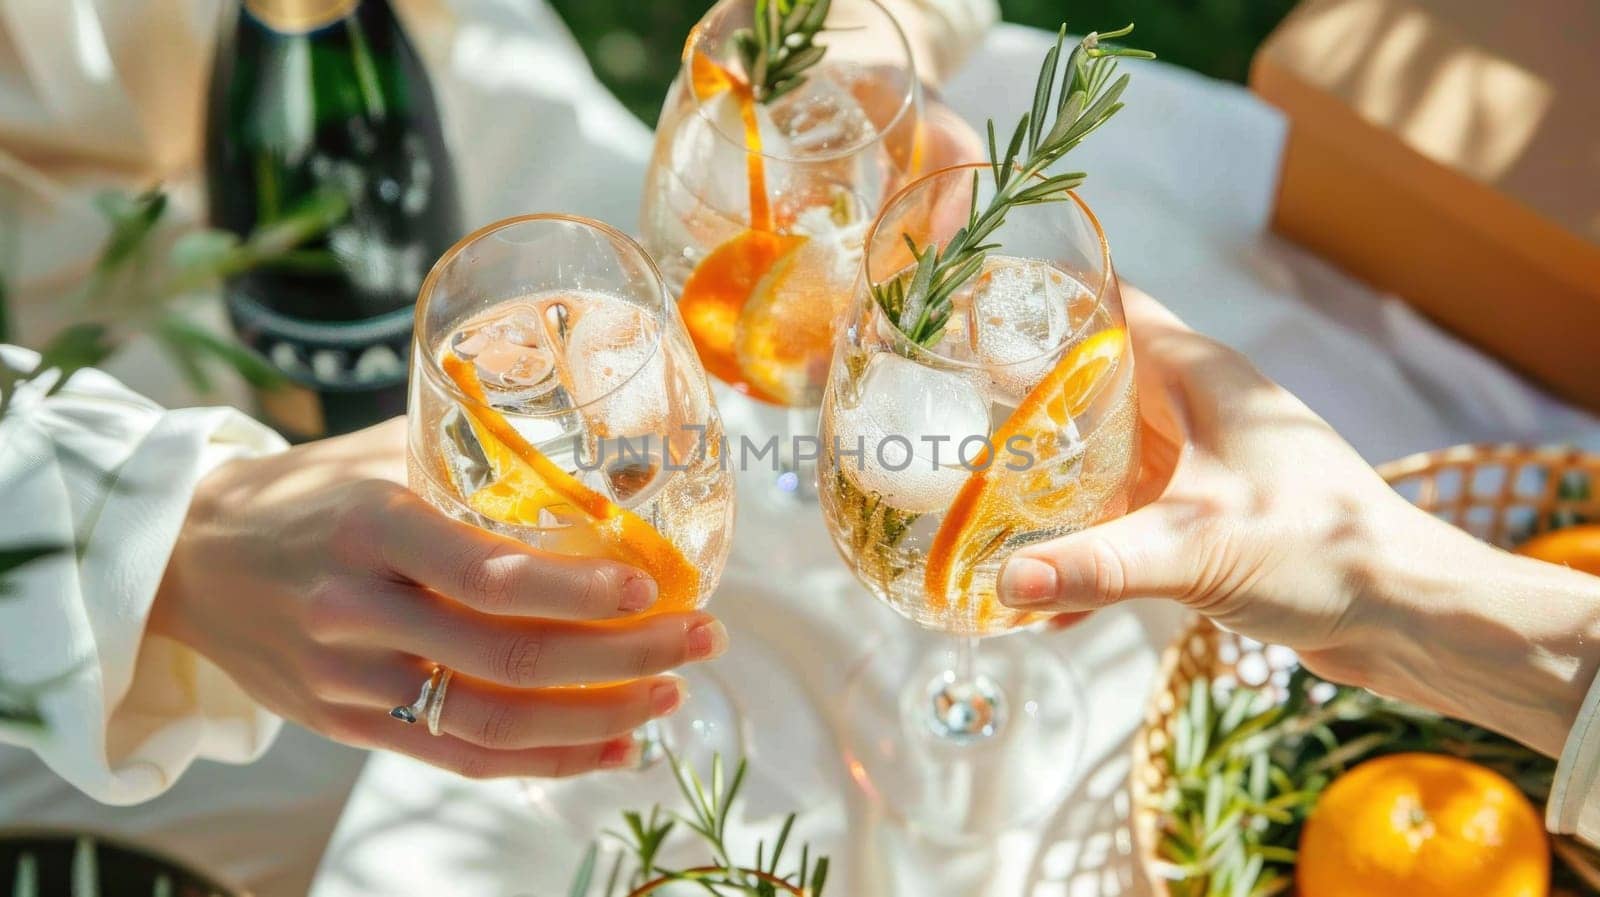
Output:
[1130,443,1600,893]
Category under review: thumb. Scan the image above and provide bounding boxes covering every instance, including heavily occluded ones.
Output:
[997,503,1198,613]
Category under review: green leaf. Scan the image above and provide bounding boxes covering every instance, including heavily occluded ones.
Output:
[767,813,794,873]
[170,229,242,274]
[13,852,37,897]
[1011,172,1087,204]
[800,0,829,33]
[603,851,624,897]
[769,45,824,81]
[568,843,598,897]
[1028,28,1065,153]
[72,836,98,897]
[1001,113,1029,186]
[92,189,168,274]
[717,757,746,838]
[248,189,348,259]
[156,315,283,389]
[896,244,937,336]
[34,323,116,395]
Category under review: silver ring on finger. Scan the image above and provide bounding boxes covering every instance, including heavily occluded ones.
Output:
[390,665,453,737]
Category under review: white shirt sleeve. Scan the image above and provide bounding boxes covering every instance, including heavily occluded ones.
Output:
[1549,664,1600,844]
[0,345,288,805]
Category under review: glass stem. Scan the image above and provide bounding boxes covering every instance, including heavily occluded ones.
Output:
[776,405,818,501]
[924,636,1006,744]
[953,636,977,682]
[633,719,668,769]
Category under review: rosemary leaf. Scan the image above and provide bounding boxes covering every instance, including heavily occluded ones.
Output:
[569,844,598,897]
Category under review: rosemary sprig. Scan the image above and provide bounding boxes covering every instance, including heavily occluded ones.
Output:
[574,751,829,897]
[873,25,1153,348]
[733,0,831,104]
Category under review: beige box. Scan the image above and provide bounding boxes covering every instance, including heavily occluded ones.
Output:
[1251,0,1600,411]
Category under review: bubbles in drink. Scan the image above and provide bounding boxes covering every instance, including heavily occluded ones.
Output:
[834,353,991,513]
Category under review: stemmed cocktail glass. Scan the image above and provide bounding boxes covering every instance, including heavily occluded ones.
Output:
[818,162,1141,838]
[640,0,925,502]
[406,213,737,821]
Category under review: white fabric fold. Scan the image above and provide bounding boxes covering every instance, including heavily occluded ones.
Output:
[0,345,287,805]
[1550,659,1600,844]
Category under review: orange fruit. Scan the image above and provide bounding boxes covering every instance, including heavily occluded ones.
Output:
[1297,753,1548,897]
[441,355,700,613]
[923,327,1127,622]
[679,230,807,404]
[1515,523,1600,576]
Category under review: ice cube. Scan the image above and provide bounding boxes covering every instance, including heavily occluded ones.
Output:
[449,303,555,403]
[834,353,991,513]
[561,296,667,435]
[964,260,1080,401]
[761,69,878,158]
[439,407,495,497]
[671,91,754,218]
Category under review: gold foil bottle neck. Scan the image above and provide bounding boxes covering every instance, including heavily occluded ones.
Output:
[244,0,360,32]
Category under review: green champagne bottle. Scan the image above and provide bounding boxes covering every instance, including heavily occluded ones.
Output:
[206,0,462,439]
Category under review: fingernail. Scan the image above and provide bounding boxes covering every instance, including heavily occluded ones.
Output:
[650,680,685,716]
[619,574,657,612]
[600,737,637,769]
[686,620,728,660]
[999,557,1058,607]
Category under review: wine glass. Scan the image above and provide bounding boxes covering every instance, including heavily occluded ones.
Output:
[817,162,1139,838]
[405,213,737,819]
[639,0,925,502]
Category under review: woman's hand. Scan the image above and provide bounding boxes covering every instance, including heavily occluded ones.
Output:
[150,418,727,778]
[999,288,1600,756]
[999,286,1415,652]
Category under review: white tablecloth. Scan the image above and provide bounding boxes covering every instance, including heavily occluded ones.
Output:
[5,5,1597,896]
[305,16,1600,897]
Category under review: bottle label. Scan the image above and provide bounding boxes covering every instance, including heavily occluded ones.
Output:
[244,0,360,33]
[225,285,414,393]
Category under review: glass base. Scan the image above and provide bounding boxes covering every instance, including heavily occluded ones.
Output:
[522,665,742,836]
[840,626,1087,841]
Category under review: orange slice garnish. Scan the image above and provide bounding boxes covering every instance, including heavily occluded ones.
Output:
[680,229,808,404]
[734,237,843,407]
[923,327,1128,622]
[441,354,700,613]
[690,49,736,101]
[688,51,771,233]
